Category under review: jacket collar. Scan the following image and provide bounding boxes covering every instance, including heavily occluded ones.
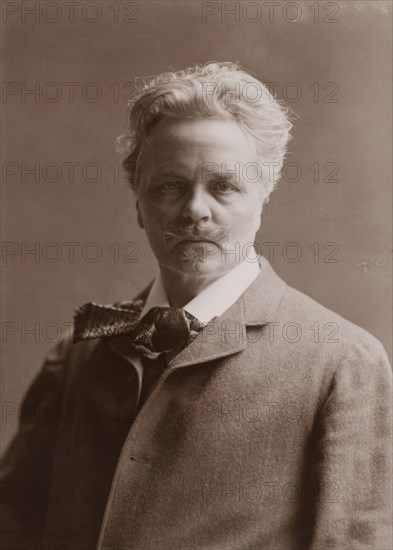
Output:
[241,256,287,325]
[167,257,287,370]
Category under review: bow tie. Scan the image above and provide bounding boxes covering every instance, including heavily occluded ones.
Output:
[73,301,206,359]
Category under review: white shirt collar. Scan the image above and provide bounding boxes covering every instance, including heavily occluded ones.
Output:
[139,255,261,324]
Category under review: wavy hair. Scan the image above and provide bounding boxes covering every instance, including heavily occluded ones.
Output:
[117,62,293,201]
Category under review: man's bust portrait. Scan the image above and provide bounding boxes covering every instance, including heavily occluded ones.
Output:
[1,62,392,550]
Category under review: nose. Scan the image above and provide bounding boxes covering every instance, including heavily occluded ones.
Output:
[181,185,212,224]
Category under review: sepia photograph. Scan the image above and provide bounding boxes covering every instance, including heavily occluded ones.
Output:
[1,1,392,549]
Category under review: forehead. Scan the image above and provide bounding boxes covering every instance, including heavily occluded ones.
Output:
[138,118,259,175]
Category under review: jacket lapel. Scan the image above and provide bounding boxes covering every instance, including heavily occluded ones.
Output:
[168,257,287,370]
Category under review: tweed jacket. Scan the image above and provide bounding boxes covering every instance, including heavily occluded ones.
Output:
[1,258,392,550]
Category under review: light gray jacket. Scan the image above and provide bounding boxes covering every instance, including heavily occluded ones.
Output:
[1,258,391,549]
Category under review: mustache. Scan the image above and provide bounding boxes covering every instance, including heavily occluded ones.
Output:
[160,221,231,245]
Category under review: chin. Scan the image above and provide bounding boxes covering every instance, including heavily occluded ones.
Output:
[178,258,231,278]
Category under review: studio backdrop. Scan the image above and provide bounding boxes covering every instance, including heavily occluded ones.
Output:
[1,0,392,451]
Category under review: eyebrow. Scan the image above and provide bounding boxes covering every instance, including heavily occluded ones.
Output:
[203,170,238,180]
[149,170,189,181]
[202,169,244,187]
[148,168,244,187]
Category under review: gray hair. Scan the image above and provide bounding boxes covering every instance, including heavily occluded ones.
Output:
[117,62,293,201]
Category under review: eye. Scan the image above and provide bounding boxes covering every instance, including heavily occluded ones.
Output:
[161,181,184,192]
[212,181,237,193]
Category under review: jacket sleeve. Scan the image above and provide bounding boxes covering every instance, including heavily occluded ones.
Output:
[308,338,392,549]
[0,339,71,549]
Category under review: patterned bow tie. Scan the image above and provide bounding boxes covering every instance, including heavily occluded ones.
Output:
[73,301,206,359]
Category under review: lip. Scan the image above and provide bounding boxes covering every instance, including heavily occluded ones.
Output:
[180,239,215,244]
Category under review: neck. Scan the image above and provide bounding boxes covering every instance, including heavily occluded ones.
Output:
[160,266,229,308]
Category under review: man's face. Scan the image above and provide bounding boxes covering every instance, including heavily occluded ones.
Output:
[136,118,266,278]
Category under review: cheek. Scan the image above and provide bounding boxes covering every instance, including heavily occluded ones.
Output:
[141,196,178,219]
[225,198,261,228]
[139,201,164,228]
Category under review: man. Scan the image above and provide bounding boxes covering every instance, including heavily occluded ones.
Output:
[1,62,391,549]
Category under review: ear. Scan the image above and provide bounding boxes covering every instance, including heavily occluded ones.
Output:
[136,201,144,229]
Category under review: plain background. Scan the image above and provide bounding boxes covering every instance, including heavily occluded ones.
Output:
[1,0,392,452]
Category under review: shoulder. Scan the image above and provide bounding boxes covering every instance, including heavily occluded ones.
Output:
[278,283,391,373]
[38,337,102,391]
